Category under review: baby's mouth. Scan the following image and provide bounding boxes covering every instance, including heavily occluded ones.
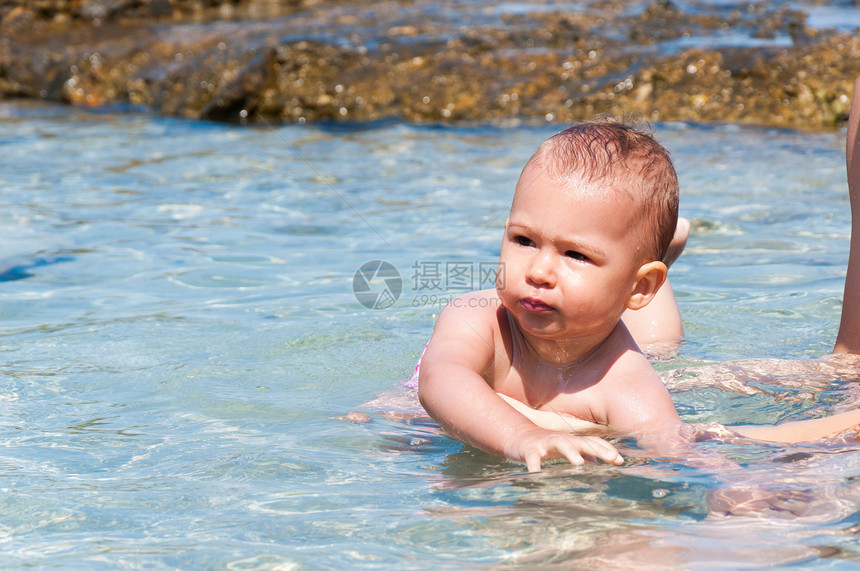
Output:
[520,297,554,313]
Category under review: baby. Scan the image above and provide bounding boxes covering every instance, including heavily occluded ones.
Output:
[418,119,687,471]
[418,75,860,471]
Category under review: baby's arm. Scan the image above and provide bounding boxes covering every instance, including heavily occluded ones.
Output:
[418,293,624,471]
[835,75,860,354]
[599,343,689,454]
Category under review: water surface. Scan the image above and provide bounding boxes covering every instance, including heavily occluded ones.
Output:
[1,101,858,567]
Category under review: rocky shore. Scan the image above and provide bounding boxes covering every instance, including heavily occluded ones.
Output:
[2,0,859,129]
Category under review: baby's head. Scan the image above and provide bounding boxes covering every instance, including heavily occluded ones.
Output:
[498,119,680,342]
[517,118,679,264]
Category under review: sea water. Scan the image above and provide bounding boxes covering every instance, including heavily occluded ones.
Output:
[1,101,859,568]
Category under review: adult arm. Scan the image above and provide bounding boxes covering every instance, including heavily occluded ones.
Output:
[834,75,860,354]
[733,408,860,443]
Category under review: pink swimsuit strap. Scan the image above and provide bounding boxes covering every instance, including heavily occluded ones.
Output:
[402,344,426,390]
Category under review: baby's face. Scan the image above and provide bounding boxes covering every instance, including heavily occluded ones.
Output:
[497,162,646,343]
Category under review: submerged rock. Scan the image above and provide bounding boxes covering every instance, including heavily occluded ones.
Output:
[1,0,859,129]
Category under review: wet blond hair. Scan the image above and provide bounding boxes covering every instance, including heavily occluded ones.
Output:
[525,118,679,263]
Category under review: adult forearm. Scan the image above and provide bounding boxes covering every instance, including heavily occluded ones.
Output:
[733,409,860,443]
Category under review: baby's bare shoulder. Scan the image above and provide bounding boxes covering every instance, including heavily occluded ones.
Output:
[426,289,505,365]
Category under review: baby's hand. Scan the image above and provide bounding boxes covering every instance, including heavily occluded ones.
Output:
[503,427,624,472]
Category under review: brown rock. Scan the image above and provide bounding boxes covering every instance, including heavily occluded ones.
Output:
[0,0,858,129]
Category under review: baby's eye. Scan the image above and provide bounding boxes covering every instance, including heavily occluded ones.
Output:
[514,236,534,247]
[565,250,589,262]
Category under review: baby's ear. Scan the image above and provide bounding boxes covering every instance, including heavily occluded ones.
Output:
[626,261,668,310]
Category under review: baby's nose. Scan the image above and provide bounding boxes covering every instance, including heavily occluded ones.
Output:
[526,251,555,286]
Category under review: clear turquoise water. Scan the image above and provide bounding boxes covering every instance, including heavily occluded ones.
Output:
[2,101,860,568]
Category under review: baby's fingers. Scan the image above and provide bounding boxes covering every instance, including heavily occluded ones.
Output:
[541,435,623,469]
[524,450,542,473]
[522,438,582,472]
[512,432,624,472]
[552,438,587,467]
[577,435,624,465]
